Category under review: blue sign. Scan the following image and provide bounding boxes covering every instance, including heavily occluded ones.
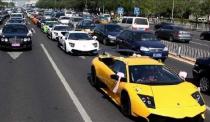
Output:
[134,7,140,16]
[117,7,124,15]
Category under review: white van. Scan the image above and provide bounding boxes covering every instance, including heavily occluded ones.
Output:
[120,17,149,31]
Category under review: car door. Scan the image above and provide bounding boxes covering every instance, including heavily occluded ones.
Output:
[164,26,174,39]
[123,31,134,50]
[107,61,127,92]
[60,32,69,46]
[117,31,129,49]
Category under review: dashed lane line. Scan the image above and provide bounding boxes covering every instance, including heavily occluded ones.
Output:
[40,43,92,122]
[190,40,209,47]
[31,28,36,34]
[79,56,86,59]
[207,106,210,111]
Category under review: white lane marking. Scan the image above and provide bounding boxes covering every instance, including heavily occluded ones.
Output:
[40,44,92,122]
[7,52,23,60]
[207,106,210,111]
[31,28,36,34]
[190,40,209,47]
[79,56,86,59]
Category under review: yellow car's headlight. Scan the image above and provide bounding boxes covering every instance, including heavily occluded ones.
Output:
[192,91,204,106]
[138,94,155,108]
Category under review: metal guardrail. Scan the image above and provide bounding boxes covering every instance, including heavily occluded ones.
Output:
[161,40,210,59]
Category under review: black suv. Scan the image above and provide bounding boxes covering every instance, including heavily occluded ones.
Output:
[193,57,210,93]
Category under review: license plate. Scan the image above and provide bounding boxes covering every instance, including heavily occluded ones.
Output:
[153,53,162,58]
[12,43,20,47]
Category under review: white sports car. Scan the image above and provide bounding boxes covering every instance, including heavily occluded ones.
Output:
[58,31,99,55]
[48,24,73,41]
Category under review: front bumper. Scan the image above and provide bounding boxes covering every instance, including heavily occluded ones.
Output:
[140,51,168,60]
[148,113,204,122]
[0,41,32,50]
[71,49,98,55]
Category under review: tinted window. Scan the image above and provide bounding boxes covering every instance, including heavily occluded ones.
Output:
[134,18,148,25]
[129,65,182,85]
[68,33,93,40]
[111,61,126,75]
[122,18,127,23]
[133,32,157,41]
[72,18,83,22]
[11,14,22,18]
[106,25,123,32]
[82,20,95,26]
[54,26,72,31]
[127,18,133,24]
[3,24,28,34]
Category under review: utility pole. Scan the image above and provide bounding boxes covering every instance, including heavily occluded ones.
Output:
[85,0,87,10]
[171,0,174,23]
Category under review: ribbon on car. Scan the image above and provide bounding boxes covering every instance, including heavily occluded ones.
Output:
[113,72,125,93]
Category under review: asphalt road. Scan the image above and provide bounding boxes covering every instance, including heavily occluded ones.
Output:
[0,20,209,122]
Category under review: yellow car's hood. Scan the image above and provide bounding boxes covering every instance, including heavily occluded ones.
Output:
[130,82,206,118]
[151,82,198,108]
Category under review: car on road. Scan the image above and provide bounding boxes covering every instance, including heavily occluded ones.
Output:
[6,18,26,25]
[76,19,96,34]
[41,21,58,33]
[47,24,74,41]
[90,53,206,121]
[155,25,192,43]
[116,30,168,61]
[58,16,71,24]
[93,24,123,45]
[154,22,174,30]
[193,57,210,93]
[58,31,99,55]
[10,13,24,19]
[200,31,210,40]
[120,16,149,31]
[69,16,83,28]
[0,23,32,50]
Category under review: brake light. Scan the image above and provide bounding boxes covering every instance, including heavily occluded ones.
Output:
[175,32,179,37]
[132,26,138,30]
[145,28,149,32]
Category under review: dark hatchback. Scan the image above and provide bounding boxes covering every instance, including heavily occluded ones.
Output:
[200,31,210,40]
[193,57,210,93]
[116,30,168,61]
[155,25,192,43]
[0,24,32,50]
[93,24,123,45]
[76,20,95,34]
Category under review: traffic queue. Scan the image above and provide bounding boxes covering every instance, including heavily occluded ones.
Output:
[0,7,209,122]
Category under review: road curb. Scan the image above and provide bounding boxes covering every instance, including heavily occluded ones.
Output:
[168,52,195,65]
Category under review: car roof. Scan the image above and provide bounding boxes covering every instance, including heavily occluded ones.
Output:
[5,23,26,26]
[125,29,153,34]
[115,56,163,66]
[68,31,88,34]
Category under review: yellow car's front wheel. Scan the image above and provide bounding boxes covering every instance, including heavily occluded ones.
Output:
[121,91,131,117]
[90,67,100,88]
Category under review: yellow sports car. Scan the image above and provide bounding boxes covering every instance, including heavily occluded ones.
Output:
[90,53,206,122]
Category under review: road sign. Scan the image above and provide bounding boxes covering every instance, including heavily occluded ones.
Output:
[117,7,124,15]
[134,7,140,16]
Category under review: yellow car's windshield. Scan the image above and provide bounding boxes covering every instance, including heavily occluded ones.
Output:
[129,65,183,85]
